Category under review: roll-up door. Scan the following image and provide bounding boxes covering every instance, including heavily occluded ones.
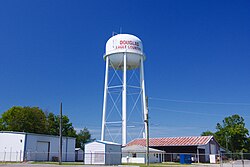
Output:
[36,141,50,161]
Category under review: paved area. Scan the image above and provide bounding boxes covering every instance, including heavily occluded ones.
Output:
[0,164,100,167]
[0,160,249,167]
[0,164,126,167]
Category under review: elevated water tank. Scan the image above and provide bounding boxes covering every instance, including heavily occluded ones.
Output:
[104,34,145,70]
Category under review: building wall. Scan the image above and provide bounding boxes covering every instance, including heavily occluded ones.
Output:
[84,142,105,164]
[105,144,121,165]
[200,140,220,162]
[122,157,145,163]
[122,153,162,163]
[25,134,75,162]
[75,149,84,161]
[149,153,162,163]
[122,152,145,163]
[84,141,121,165]
[63,137,75,161]
[209,139,220,154]
[0,132,25,162]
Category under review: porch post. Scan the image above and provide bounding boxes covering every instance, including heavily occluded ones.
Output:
[197,148,200,163]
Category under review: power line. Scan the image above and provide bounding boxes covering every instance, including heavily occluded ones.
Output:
[149,97,250,106]
[149,106,250,118]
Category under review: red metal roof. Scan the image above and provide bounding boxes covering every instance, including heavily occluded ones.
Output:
[126,136,213,147]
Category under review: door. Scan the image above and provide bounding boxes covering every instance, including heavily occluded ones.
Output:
[36,141,50,161]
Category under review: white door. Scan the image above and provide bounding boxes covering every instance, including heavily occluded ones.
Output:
[36,141,50,161]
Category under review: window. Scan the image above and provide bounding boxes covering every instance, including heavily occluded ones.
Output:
[132,153,136,157]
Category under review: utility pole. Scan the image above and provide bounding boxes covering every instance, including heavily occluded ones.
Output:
[225,132,229,153]
[59,102,62,165]
[145,96,149,166]
[241,150,245,167]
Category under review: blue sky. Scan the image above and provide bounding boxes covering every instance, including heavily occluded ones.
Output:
[0,0,250,141]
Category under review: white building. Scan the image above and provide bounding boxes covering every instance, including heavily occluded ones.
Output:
[122,145,165,163]
[84,140,121,165]
[0,131,75,162]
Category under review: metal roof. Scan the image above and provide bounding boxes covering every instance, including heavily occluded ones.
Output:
[96,140,121,145]
[0,131,76,139]
[85,140,121,146]
[122,145,165,153]
[126,136,214,147]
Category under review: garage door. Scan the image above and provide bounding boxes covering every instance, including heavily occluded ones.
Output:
[36,141,50,161]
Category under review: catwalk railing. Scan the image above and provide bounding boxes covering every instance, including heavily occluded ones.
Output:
[0,151,250,167]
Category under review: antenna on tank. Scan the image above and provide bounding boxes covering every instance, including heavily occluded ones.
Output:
[119,27,122,34]
[112,31,118,36]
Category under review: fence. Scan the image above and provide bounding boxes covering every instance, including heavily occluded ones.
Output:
[0,151,250,167]
[0,151,23,162]
[0,151,76,162]
[220,153,250,167]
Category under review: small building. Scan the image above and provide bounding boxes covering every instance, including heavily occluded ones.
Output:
[126,136,220,163]
[84,140,121,165]
[122,145,165,163]
[0,131,75,162]
[75,148,84,162]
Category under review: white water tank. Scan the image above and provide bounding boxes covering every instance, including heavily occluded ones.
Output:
[104,34,145,70]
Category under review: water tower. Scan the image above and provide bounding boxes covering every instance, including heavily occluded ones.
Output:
[101,34,148,146]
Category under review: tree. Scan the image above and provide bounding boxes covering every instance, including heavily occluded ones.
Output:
[0,118,4,131]
[0,106,47,134]
[202,114,249,153]
[0,106,77,138]
[215,115,249,153]
[46,112,58,135]
[0,106,95,148]
[247,138,250,152]
[76,127,94,150]
[201,130,214,136]
[45,112,76,137]
[59,115,76,137]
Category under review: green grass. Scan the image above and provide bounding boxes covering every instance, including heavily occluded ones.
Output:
[1,161,195,166]
[30,161,84,165]
[122,162,195,167]
[0,162,20,164]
